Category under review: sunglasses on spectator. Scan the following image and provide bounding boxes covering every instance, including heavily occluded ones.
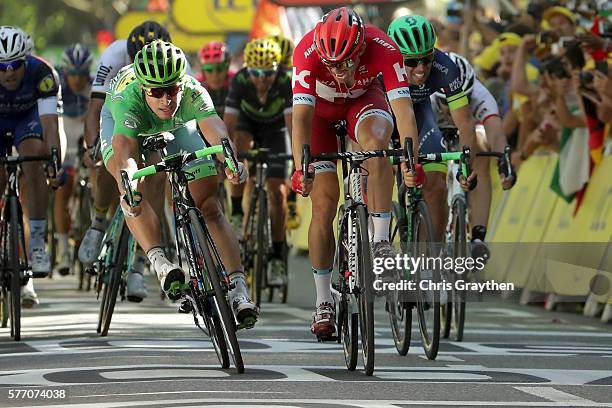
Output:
[0,59,25,72]
[247,68,277,78]
[144,84,182,98]
[403,53,435,68]
[67,68,90,76]
[322,58,355,70]
[202,62,229,73]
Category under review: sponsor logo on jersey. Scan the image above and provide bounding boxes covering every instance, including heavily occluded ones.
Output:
[304,43,316,59]
[358,65,368,75]
[38,75,56,93]
[124,119,137,129]
[372,37,396,51]
[292,94,316,105]
[433,61,448,75]
[393,62,408,83]
[449,77,462,93]
[94,65,112,86]
[292,67,311,90]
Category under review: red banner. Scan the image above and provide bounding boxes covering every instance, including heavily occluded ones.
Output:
[270,0,388,5]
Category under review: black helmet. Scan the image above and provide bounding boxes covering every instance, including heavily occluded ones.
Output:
[127,20,171,61]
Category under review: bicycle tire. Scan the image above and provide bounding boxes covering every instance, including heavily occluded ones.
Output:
[450,196,467,342]
[355,205,375,375]
[76,182,92,290]
[388,201,412,356]
[8,197,21,340]
[414,200,440,360]
[96,243,111,334]
[253,188,267,307]
[99,223,129,337]
[199,294,230,369]
[1,287,8,328]
[336,205,358,370]
[47,192,56,279]
[188,209,245,374]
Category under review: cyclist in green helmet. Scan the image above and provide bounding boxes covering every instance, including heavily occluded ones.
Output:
[386,15,477,243]
[100,40,258,325]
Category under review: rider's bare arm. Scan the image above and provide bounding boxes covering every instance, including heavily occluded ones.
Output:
[291,104,314,169]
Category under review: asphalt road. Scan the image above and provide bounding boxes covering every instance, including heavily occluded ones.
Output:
[1,253,611,408]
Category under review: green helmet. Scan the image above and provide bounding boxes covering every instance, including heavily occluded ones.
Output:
[387,15,436,57]
[134,40,187,87]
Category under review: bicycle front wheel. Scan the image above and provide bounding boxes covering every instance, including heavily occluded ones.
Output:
[99,224,129,337]
[450,196,467,342]
[8,197,21,340]
[253,188,268,307]
[355,205,375,375]
[414,200,440,360]
[388,201,411,356]
[188,209,245,374]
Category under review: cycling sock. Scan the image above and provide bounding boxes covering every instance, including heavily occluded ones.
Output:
[312,267,333,305]
[371,212,391,242]
[29,218,46,250]
[229,271,247,293]
[92,205,109,230]
[272,241,284,259]
[471,225,487,242]
[231,196,243,216]
[146,246,171,276]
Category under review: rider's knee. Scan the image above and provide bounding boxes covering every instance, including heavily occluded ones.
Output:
[423,171,447,197]
[199,194,224,224]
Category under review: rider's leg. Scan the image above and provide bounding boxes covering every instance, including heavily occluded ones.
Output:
[53,166,75,275]
[422,171,448,243]
[17,138,50,261]
[228,130,252,234]
[266,177,286,250]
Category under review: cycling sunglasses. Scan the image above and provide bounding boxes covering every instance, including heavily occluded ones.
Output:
[322,58,355,70]
[403,53,435,68]
[66,68,90,76]
[0,59,25,72]
[144,84,182,98]
[202,62,229,73]
[247,68,277,78]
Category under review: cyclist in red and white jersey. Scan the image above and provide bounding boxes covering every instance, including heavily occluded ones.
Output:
[290,7,420,337]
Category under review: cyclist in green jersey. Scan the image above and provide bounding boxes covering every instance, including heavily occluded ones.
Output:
[100,40,257,324]
[224,38,293,286]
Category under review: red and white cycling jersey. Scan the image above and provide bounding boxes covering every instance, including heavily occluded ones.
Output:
[292,25,411,106]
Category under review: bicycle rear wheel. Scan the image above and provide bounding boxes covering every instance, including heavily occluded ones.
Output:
[99,224,129,337]
[355,205,375,375]
[414,200,440,360]
[450,196,467,342]
[0,287,8,328]
[8,197,21,340]
[388,201,411,356]
[188,209,244,374]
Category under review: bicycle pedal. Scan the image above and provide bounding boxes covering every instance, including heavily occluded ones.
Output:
[178,298,193,314]
[316,333,339,342]
[127,295,144,303]
[237,315,257,330]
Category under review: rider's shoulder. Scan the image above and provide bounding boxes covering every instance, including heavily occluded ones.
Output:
[431,49,459,76]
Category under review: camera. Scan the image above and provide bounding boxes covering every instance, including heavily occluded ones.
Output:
[537,30,560,45]
[540,56,570,78]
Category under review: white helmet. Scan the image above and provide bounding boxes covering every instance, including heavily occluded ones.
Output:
[435,52,475,98]
[22,31,34,55]
[0,26,27,62]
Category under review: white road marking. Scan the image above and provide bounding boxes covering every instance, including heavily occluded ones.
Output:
[4,397,612,408]
[514,386,596,403]
[100,369,229,380]
[0,364,609,386]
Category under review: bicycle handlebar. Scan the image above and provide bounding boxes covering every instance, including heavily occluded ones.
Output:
[131,144,236,182]
[237,149,293,162]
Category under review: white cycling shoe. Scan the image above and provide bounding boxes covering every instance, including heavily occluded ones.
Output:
[78,227,105,265]
[21,279,39,308]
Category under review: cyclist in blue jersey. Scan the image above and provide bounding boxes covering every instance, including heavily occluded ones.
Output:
[54,43,93,276]
[0,26,63,306]
[387,16,477,241]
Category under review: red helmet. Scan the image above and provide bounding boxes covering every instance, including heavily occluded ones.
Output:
[313,7,365,64]
[199,41,229,64]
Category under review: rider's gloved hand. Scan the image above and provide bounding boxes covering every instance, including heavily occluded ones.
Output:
[120,191,143,218]
[401,162,426,187]
[225,161,248,184]
[291,168,314,196]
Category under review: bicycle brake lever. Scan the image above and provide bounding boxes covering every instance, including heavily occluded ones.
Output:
[221,138,239,173]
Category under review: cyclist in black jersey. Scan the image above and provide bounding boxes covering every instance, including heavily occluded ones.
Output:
[224,38,293,286]
[267,34,301,230]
